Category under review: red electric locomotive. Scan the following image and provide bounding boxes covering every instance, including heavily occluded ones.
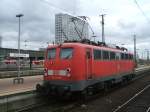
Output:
[36,41,135,96]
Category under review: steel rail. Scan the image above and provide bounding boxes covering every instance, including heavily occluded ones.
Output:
[1,67,149,112]
[146,107,150,112]
[112,84,150,112]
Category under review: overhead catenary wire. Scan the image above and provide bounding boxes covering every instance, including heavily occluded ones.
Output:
[71,18,83,39]
[40,0,72,15]
[40,0,96,42]
[134,0,150,23]
[40,0,85,21]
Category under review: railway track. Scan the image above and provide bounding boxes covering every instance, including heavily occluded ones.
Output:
[0,91,55,112]
[0,67,149,112]
[66,68,150,112]
[113,84,150,112]
[13,67,150,112]
[16,98,80,112]
[111,67,150,112]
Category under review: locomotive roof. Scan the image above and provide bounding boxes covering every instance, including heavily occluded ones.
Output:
[48,42,133,54]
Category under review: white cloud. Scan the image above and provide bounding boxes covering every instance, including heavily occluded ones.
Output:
[0,0,150,53]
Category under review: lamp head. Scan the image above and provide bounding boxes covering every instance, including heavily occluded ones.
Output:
[16,14,24,17]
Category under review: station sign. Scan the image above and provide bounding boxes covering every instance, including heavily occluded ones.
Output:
[9,53,29,58]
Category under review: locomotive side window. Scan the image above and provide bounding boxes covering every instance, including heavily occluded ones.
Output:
[47,48,56,59]
[121,53,125,60]
[103,51,109,60]
[116,52,121,60]
[94,49,101,60]
[60,48,73,59]
[110,52,116,60]
[131,55,133,60]
[125,54,128,60]
[129,54,133,60]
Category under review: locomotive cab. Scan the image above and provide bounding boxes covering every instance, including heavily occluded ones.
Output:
[44,46,73,80]
[38,43,87,95]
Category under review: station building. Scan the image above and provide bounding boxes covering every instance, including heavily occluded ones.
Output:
[0,47,44,61]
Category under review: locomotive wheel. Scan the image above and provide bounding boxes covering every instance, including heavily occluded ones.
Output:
[36,84,42,93]
[87,86,94,96]
[80,89,88,100]
[36,84,50,97]
[80,87,94,100]
[104,81,112,92]
[121,74,133,86]
[121,78,128,86]
[62,92,72,100]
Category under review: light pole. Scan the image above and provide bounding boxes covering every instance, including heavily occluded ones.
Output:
[136,49,140,63]
[24,40,28,49]
[145,49,150,64]
[24,40,28,65]
[100,14,106,43]
[133,35,136,64]
[13,14,24,84]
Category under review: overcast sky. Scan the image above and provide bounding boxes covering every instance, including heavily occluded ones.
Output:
[0,0,150,56]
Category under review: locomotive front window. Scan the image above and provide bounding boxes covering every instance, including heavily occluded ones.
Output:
[47,48,56,59]
[60,48,73,59]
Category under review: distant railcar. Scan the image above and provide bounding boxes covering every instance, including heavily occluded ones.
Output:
[36,42,135,96]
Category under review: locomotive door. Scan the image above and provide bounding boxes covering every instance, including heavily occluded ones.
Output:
[86,48,92,79]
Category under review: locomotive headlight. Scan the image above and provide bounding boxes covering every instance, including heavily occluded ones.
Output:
[59,70,67,76]
[66,68,71,77]
[48,70,53,75]
[66,68,71,73]
[59,68,71,77]
[44,68,48,76]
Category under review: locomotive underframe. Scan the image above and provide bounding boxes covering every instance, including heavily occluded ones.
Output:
[37,71,135,96]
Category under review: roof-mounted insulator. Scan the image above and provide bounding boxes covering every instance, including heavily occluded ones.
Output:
[63,39,128,51]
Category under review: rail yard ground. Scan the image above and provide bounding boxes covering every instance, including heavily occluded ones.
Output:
[3,67,149,112]
[69,69,150,112]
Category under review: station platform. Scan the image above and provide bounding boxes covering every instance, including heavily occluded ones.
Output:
[0,66,150,97]
[0,75,43,97]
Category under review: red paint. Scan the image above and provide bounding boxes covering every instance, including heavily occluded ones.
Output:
[44,43,135,82]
